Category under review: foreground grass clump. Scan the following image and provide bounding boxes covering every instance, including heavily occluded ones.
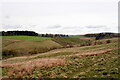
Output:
[2,58,67,78]
[2,48,119,78]
[64,49,119,78]
[2,36,51,41]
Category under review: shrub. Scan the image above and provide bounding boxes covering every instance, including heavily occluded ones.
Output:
[80,43,85,46]
[29,48,38,55]
[2,49,18,59]
[97,41,103,45]
[106,40,111,44]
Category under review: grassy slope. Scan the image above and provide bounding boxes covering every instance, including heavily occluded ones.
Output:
[2,36,95,59]
[2,41,119,78]
[2,36,51,41]
[3,42,117,64]
[61,49,119,78]
[2,36,62,59]
[52,37,92,47]
[95,38,118,43]
[2,36,119,78]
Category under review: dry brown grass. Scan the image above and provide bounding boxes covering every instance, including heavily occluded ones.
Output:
[4,39,21,42]
[3,58,66,67]
[3,58,66,78]
[71,49,112,57]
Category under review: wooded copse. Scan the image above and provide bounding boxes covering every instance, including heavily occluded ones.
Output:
[85,33,119,40]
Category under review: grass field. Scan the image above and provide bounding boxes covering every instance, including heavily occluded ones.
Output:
[2,36,94,59]
[2,40,62,59]
[2,36,51,41]
[2,42,119,78]
[1,36,119,78]
[52,37,93,47]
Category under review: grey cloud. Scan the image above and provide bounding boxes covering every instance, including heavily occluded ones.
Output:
[4,16,11,19]
[86,25,107,29]
[2,24,22,29]
[48,25,62,29]
[63,26,83,29]
[2,24,36,29]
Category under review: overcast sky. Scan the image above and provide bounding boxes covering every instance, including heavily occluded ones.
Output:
[0,0,119,35]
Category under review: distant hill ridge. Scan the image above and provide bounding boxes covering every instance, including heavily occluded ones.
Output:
[0,31,119,39]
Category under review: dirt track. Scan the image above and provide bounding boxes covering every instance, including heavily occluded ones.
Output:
[73,49,112,56]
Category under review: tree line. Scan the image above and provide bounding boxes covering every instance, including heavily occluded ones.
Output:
[39,34,69,37]
[0,31,69,37]
[84,33,119,40]
[1,31,38,36]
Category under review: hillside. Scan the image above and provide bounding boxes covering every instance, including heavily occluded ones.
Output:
[2,36,96,59]
[2,36,62,59]
[2,36,118,59]
[2,41,119,78]
[1,36,119,78]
